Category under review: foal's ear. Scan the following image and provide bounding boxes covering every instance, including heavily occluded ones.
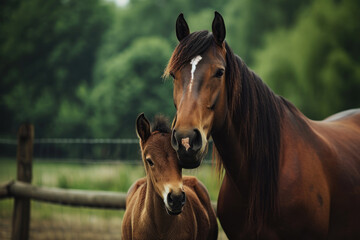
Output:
[136,113,151,142]
[212,11,226,46]
[176,13,190,42]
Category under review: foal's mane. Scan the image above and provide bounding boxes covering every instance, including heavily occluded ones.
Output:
[151,115,171,134]
[164,31,286,232]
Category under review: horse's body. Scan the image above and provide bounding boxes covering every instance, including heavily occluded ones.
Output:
[165,12,360,239]
[216,106,360,239]
[121,114,217,240]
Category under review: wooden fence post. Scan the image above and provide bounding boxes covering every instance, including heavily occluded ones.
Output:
[11,124,34,240]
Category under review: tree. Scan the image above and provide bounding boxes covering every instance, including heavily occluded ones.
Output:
[223,0,311,64]
[89,37,174,138]
[254,0,360,119]
[0,0,111,137]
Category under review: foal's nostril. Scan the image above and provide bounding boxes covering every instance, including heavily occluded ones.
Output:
[167,192,174,207]
[181,191,186,207]
[191,128,202,152]
[171,130,179,151]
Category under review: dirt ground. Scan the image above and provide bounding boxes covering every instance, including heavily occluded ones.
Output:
[0,218,122,240]
[0,217,228,239]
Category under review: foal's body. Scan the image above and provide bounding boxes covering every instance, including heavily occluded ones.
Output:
[124,176,217,239]
[121,114,217,240]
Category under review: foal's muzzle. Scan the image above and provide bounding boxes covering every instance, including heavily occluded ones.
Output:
[171,128,204,169]
[166,191,186,215]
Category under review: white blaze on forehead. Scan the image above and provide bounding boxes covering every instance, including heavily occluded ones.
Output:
[188,55,202,92]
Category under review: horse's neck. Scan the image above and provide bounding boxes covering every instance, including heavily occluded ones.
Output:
[143,178,178,235]
[212,118,249,191]
[213,61,286,192]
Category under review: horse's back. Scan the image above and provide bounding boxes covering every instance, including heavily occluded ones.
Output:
[125,177,146,204]
[324,108,360,123]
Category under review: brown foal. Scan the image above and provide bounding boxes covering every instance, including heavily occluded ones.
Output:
[121,114,218,240]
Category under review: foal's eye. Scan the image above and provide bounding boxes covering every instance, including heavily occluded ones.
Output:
[214,69,224,78]
[146,158,154,166]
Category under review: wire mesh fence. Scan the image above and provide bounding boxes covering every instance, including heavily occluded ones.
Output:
[0,138,213,164]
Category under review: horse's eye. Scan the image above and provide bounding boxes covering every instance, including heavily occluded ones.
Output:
[215,69,224,78]
[146,158,154,166]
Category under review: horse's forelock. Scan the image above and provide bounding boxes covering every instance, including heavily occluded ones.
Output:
[164,31,213,78]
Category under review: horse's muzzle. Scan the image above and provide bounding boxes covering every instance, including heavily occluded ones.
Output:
[171,128,205,169]
[171,128,204,169]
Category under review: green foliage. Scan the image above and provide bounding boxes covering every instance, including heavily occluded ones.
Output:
[0,0,359,137]
[0,0,111,137]
[254,0,360,119]
[224,0,311,63]
[90,36,174,137]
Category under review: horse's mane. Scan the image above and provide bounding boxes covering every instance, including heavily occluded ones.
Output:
[151,115,171,134]
[235,56,284,231]
[164,31,286,232]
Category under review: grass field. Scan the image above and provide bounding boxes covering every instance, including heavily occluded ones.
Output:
[0,158,226,239]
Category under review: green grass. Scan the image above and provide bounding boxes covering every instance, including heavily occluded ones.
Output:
[0,158,226,239]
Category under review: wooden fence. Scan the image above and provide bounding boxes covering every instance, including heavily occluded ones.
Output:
[0,124,128,240]
[0,124,217,240]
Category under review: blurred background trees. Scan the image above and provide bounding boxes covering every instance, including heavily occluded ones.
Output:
[1,0,359,138]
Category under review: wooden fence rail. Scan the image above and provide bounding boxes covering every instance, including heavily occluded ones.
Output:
[0,180,127,209]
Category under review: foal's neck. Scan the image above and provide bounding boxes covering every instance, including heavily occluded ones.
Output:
[144,177,178,235]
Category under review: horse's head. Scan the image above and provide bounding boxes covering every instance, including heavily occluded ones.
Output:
[136,113,186,215]
[165,12,230,168]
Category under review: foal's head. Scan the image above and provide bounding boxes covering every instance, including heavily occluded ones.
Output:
[136,113,186,215]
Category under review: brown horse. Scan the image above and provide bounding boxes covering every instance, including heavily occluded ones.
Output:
[121,114,218,240]
[164,12,360,239]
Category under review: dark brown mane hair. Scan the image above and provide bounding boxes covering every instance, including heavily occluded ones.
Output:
[151,115,171,134]
[164,31,286,232]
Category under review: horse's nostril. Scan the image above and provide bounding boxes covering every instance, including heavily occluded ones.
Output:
[171,130,179,151]
[191,128,202,152]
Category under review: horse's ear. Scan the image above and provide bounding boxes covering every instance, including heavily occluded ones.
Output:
[136,113,151,142]
[176,13,190,42]
[212,11,226,46]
